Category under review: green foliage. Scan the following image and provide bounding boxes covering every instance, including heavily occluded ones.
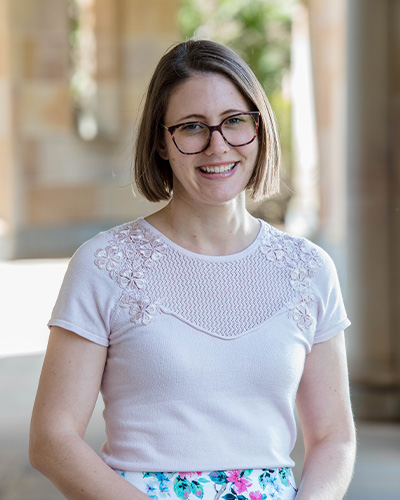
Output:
[178,0,296,182]
[270,90,292,176]
[179,0,295,95]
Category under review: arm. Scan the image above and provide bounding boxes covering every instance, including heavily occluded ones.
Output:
[29,326,150,500]
[295,332,356,500]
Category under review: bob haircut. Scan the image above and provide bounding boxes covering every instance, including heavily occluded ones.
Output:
[134,39,281,202]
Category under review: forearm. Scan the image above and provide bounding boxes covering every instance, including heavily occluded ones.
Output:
[296,436,356,500]
[29,431,149,500]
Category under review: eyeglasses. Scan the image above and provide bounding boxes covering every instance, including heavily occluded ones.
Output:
[161,111,260,155]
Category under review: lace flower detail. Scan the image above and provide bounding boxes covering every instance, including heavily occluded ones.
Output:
[119,292,160,325]
[94,245,124,279]
[139,236,168,267]
[298,241,323,270]
[289,266,311,292]
[261,226,323,331]
[116,262,145,290]
[94,220,167,325]
[260,239,287,267]
[286,294,315,330]
[110,223,146,246]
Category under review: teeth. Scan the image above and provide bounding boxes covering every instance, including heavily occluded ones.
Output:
[200,162,236,174]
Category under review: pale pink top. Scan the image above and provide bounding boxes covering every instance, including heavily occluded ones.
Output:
[49,218,350,472]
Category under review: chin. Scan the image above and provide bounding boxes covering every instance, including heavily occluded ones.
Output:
[200,191,245,206]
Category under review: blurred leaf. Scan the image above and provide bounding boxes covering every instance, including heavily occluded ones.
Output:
[179,0,295,95]
[178,0,297,216]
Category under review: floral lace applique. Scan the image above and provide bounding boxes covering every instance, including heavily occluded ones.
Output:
[94,221,168,325]
[119,292,161,326]
[261,226,323,331]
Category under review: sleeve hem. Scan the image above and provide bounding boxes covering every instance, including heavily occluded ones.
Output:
[48,319,109,347]
[313,318,351,344]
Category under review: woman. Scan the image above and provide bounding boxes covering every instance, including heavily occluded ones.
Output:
[30,40,356,500]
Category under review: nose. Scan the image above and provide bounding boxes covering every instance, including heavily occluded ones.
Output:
[204,130,230,155]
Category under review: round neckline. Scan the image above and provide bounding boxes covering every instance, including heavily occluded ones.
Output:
[140,217,266,262]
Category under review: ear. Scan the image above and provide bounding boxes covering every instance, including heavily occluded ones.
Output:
[157,140,169,161]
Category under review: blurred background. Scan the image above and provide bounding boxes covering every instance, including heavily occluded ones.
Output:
[0,0,399,498]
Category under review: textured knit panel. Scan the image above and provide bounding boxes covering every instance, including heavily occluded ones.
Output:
[143,238,297,338]
[88,218,345,339]
[48,219,351,472]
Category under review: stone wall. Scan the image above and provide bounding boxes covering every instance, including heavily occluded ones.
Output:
[0,0,179,258]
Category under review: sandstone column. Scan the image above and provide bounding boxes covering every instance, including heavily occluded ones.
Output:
[0,0,16,258]
[346,0,400,419]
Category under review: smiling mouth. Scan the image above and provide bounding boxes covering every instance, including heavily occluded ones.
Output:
[198,162,237,174]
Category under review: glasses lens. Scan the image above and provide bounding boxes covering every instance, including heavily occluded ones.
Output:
[173,113,258,154]
[174,122,210,154]
[222,114,258,147]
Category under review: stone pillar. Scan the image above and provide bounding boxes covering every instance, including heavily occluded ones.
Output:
[305,0,348,244]
[300,0,350,338]
[305,0,400,419]
[285,4,319,239]
[345,0,400,419]
[389,0,400,400]
[0,0,16,258]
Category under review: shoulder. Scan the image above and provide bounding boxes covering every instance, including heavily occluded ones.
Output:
[65,220,144,277]
[92,218,169,271]
[71,219,171,298]
[71,219,145,260]
[259,222,349,339]
[260,222,334,277]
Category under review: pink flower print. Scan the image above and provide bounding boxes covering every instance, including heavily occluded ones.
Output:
[249,492,263,500]
[227,471,252,494]
[178,472,202,479]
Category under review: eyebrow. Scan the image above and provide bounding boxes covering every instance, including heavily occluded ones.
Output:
[176,109,249,122]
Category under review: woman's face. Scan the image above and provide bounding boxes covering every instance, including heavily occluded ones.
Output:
[159,72,259,209]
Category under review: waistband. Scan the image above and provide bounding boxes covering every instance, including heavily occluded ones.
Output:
[114,468,298,500]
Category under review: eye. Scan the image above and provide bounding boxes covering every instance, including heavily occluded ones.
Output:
[225,115,246,126]
[181,123,203,132]
[178,122,207,136]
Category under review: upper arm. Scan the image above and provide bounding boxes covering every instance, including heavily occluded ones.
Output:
[296,332,355,450]
[31,326,108,439]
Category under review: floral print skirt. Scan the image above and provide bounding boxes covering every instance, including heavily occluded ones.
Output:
[114,468,298,500]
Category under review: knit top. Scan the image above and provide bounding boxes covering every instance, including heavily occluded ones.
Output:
[48,218,350,472]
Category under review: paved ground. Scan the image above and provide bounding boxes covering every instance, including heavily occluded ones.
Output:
[1,260,400,499]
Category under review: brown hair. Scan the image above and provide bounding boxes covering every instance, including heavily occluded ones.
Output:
[134,39,281,202]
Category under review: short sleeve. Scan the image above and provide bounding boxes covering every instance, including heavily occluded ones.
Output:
[313,247,351,344]
[48,233,118,346]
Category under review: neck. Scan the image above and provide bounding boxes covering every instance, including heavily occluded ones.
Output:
[145,195,260,256]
